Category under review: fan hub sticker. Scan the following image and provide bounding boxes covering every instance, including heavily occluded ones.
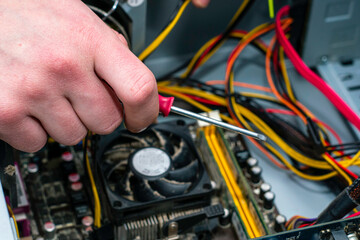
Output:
[131,147,171,178]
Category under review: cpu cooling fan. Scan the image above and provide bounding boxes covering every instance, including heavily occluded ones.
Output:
[95,121,213,223]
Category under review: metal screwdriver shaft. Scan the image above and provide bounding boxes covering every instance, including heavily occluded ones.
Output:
[170,106,267,141]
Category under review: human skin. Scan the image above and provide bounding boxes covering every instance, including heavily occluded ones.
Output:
[0,0,208,152]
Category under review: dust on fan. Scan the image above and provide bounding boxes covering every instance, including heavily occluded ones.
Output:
[103,127,201,202]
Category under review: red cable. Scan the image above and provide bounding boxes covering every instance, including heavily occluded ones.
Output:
[182,94,222,106]
[193,30,259,74]
[193,35,223,72]
[276,6,360,132]
[346,211,360,219]
[324,152,358,179]
[298,223,310,228]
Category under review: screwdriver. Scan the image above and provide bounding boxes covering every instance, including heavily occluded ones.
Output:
[158,95,267,141]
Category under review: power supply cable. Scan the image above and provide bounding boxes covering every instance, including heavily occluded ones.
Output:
[7,204,19,238]
[83,133,102,228]
[183,0,254,78]
[138,0,191,61]
[276,6,360,131]
[315,177,360,224]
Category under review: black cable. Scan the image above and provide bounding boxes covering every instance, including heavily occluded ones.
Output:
[184,0,256,78]
[316,177,360,224]
[327,146,360,153]
[327,142,360,149]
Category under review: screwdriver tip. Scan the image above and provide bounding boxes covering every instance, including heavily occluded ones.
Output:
[257,134,267,142]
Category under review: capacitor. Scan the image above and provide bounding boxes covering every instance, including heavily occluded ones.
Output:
[82,216,94,227]
[235,151,249,168]
[61,151,73,162]
[28,163,39,174]
[70,182,87,204]
[263,191,275,210]
[43,221,56,239]
[61,151,76,174]
[249,166,262,184]
[274,214,287,232]
[260,183,272,200]
[71,182,83,192]
[68,173,80,183]
[219,208,232,227]
[246,157,258,169]
[27,163,39,181]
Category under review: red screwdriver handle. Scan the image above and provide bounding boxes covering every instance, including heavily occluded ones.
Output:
[158,94,174,117]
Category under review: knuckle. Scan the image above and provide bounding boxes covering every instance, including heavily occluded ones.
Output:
[45,54,79,78]
[126,70,156,106]
[24,83,48,101]
[116,33,129,47]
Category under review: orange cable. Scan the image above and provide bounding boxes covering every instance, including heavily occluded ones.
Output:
[206,80,272,93]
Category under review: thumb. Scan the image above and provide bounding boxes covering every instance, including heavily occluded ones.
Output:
[94,30,159,133]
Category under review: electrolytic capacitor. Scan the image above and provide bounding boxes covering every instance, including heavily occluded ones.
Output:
[235,151,249,168]
[27,163,39,181]
[219,208,232,227]
[249,166,262,184]
[263,191,275,210]
[246,157,258,169]
[70,182,87,204]
[61,151,73,162]
[260,183,272,200]
[43,221,56,239]
[274,214,287,232]
[68,173,80,183]
[28,163,39,174]
[61,151,76,175]
[82,216,94,227]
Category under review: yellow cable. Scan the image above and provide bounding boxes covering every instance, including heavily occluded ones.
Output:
[181,0,251,77]
[138,0,191,61]
[159,85,360,180]
[85,137,102,228]
[227,0,250,29]
[161,85,360,169]
[279,47,296,103]
[322,153,352,185]
[181,36,219,78]
[7,204,19,238]
[205,126,263,237]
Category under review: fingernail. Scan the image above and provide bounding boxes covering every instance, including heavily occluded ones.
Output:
[195,0,210,8]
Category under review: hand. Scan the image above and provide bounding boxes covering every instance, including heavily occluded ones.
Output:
[192,0,210,8]
[0,0,158,152]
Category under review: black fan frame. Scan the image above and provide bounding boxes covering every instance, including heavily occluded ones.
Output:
[95,120,213,224]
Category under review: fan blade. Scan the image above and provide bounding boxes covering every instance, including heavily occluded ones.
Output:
[116,171,132,197]
[172,140,192,168]
[106,160,131,195]
[153,130,174,155]
[130,176,163,202]
[166,161,199,183]
[149,179,190,197]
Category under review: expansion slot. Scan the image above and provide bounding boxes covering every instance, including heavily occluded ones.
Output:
[204,126,264,238]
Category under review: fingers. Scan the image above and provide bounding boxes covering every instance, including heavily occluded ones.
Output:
[66,73,124,135]
[192,0,210,8]
[30,97,87,145]
[94,31,159,133]
[0,116,47,153]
